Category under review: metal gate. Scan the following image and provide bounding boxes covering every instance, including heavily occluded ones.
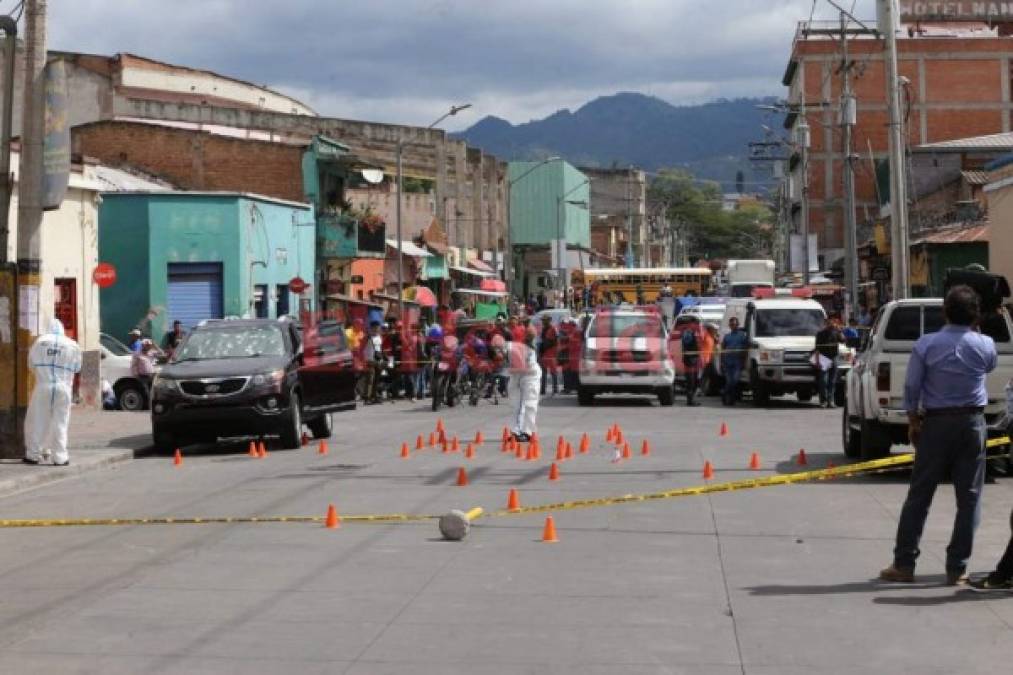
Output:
[167,263,224,330]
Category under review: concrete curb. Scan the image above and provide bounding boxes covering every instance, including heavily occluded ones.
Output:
[0,447,152,498]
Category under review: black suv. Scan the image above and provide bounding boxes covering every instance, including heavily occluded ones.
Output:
[150,318,356,452]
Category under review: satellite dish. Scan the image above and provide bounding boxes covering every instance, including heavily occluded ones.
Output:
[361,169,384,185]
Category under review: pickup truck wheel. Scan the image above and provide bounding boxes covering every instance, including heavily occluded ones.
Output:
[307,413,332,440]
[860,418,891,460]
[657,386,675,406]
[116,380,148,412]
[280,392,303,449]
[750,366,770,407]
[797,391,813,403]
[577,386,595,406]
[842,405,862,459]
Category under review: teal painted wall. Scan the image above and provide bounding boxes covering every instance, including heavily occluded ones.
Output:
[508,160,589,247]
[98,195,151,341]
[99,193,314,341]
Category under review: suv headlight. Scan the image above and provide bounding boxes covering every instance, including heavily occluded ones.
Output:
[758,350,782,363]
[252,369,285,387]
[151,376,177,395]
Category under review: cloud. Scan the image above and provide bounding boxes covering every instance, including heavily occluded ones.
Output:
[46,0,877,129]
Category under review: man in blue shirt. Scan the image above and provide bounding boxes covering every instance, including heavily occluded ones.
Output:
[720,317,750,406]
[880,285,998,585]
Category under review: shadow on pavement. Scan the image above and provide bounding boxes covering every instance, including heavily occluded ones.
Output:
[872,589,1002,605]
[744,576,952,596]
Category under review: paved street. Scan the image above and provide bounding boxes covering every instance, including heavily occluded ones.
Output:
[0,397,1011,673]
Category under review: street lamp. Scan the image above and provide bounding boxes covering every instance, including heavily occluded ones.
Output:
[395,103,472,319]
[555,178,589,297]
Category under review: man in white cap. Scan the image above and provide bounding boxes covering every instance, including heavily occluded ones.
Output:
[24,319,82,466]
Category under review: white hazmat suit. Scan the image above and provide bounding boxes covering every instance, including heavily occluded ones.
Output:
[24,319,81,465]
[511,340,542,437]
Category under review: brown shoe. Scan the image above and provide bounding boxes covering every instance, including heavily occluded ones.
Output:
[879,565,915,583]
[946,571,969,586]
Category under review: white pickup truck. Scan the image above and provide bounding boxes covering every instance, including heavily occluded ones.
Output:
[842,299,1013,460]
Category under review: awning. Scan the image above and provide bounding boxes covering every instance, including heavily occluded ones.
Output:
[452,288,509,298]
[468,258,494,273]
[385,239,432,257]
[449,265,494,278]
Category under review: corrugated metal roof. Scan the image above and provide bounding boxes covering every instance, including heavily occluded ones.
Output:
[911,223,989,245]
[917,132,1013,151]
[962,170,990,185]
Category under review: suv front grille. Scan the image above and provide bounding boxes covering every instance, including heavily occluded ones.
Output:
[783,351,811,364]
[180,378,249,397]
[601,349,653,363]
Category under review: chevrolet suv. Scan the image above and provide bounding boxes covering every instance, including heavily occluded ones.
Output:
[150,318,356,452]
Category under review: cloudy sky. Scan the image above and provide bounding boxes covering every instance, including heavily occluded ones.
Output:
[42,0,874,130]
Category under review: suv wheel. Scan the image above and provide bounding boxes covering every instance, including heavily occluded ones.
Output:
[280,392,303,449]
[842,403,862,459]
[116,381,148,412]
[577,386,594,406]
[307,413,333,440]
[657,386,675,406]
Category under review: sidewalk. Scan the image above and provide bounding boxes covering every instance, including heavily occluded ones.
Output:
[0,409,151,498]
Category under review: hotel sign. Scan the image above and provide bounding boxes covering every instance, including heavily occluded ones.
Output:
[901,2,1013,22]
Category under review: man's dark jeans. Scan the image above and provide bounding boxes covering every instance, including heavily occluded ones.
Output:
[893,412,987,574]
[722,359,743,405]
[816,364,838,404]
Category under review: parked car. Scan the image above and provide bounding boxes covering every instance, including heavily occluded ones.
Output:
[843,299,1013,459]
[150,317,355,452]
[578,307,675,406]
[99,332,153,412]
[716,293,854,406]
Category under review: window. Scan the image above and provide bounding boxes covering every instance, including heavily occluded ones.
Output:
[884,306,921,341]
[276,285,290,318]
[754,309,825,337]
[923,306,945,335]
[254,285,268,318]
[173,325,287,361]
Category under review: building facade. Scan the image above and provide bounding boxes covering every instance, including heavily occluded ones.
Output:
[581,167,647,266]
[98,192,314,341]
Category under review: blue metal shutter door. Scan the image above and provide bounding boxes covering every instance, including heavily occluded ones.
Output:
[167,263,224,330]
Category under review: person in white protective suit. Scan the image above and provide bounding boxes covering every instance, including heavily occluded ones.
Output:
[24,318,82,466]
[511,325,542,442]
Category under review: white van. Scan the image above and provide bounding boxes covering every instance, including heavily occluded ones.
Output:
[717,295,853,406]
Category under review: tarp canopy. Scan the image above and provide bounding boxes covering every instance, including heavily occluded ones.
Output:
[452,288,509,298]
[450,265,494,278]
[385,239,432,257]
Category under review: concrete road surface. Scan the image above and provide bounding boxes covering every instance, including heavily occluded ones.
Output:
[0,394,1010,673]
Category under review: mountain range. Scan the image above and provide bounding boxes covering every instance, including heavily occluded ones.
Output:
[454,92,780,189]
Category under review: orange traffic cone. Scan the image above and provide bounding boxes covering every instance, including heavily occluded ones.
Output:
[474,430,484,444]
[501,438,510,453]
[438,429,447,444]
[606,427,614,443]
[641,439,651,456]
[565,442,574,460]
[615,429,624,445]
[826,459,836,469]
[436,418,445,434]
[526,443,537,461]
[555,443,565,462]
[248,441,258,458]
[748,452,761,470]
[548,462,560,481]
[502,426,510,442]
[428,432,437,448]
[465,443,475,459]
[301,432,310,447]
[324,503,340,529]
[533,440,542,460]
[507,488,521,511]
[557,435,565,455]
[441,440,449,454]
[400,442,410,459]
[797,449,808,466]
[719,422,729,437]
[541,516,559,543]
[258,441,268,458]
[621,441,631,460]
[318,440,328,456]
[451,437,460,453]
[173,449,183,466]
[703,461,715,479]
[456,467,469,486]
[416,434,424,450]
[579,433,590,454]
[531,432,539,444]
[515,442,525,459]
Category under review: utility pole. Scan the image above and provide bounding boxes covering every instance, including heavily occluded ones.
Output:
[624,166,633,268]
[879,0,909,299]
[840,10,860,317]
[798,113,811,286]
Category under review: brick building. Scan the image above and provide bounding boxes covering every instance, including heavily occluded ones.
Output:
[782,21,1013,270]
[581,167,646,266]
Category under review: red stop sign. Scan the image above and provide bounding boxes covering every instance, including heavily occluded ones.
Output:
[289,276,308,295]
[92,262,117,288]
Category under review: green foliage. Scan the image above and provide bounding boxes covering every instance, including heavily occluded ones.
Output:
[648,169,773,261]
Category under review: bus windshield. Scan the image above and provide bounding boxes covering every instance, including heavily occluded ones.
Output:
[754,309,825,337]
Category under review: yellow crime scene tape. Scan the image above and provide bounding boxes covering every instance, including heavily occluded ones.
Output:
[1,437,1007,529]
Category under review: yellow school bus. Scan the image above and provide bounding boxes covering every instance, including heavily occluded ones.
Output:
[574,267,713,304]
